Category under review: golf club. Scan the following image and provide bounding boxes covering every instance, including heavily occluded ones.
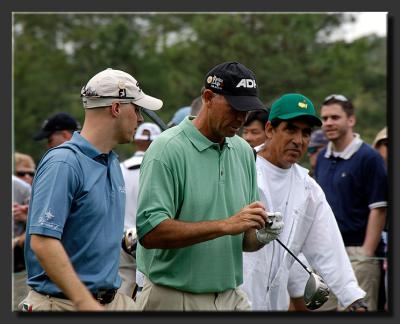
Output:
[142,108,168,131]
[266,213,330,310]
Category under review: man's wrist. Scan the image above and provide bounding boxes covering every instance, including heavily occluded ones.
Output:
[348,298,368,311]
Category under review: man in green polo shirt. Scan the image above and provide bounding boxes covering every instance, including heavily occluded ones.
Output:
[135,61,284,311]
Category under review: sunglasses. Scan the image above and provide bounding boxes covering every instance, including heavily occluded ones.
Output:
[16,171,35,177]
[323,94,348,104]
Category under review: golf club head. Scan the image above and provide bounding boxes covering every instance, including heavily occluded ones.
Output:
[304,272,330,310]
[121,227,138,257]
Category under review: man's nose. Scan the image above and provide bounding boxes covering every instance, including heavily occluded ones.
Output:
[292,131,304,145]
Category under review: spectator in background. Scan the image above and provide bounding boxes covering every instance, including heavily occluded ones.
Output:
[167,106,191,128]
[307,129,328,177]
[33,112,80,148]
[119,122,162,299]
[372,127,388,167]
[15,152,36,185]
[21,68,162,311]
[372,126,388,311]
[241,110,270,148]
[190,96,202,116]
[315,94,387,311]
[12,174,31,310]
[13,151,36,279]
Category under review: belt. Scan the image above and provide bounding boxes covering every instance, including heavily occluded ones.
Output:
[38,288,117,305]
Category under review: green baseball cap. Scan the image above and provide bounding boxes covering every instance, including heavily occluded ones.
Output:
[269,93,322,127]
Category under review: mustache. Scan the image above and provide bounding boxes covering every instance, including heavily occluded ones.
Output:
[286,145,302,153]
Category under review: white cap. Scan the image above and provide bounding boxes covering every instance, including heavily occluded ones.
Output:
[134,122,162,141]
[372,126,387,148]
[81,68,163,110]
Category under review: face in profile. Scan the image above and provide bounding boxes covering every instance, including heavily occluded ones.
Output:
[208,94,248,141]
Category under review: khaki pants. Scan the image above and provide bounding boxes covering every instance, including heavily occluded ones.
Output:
[316,246,381,311]
[135,276,251,311]
[18,289,136,311]
[13,270,29,311]
[118,249,137,298]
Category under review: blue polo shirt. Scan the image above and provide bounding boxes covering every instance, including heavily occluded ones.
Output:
[315,137,387,247]
[25,132,125,295]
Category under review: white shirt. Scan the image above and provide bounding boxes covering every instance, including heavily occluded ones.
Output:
[241,152,365,311]
[120,151,144,230]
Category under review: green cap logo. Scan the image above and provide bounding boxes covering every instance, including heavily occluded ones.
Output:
[298,101,308,109]
[269,93,322,127]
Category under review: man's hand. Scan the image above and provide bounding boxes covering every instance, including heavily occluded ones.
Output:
[74,298,105,311]
[13,203,29,222]
[346,298,368,312]
[223,201,268,235]
[255,212,284,244]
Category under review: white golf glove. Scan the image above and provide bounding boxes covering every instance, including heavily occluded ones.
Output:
[256,212,284,244]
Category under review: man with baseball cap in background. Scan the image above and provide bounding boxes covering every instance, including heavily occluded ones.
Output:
[21,68,162,311]
[134,61,283,311]
[307,129,329,177]
[33,112,80,148]
[241,93,367,311]
[118,122,162,299]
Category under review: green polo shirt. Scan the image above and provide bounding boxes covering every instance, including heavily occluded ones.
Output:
[136,116,259,293]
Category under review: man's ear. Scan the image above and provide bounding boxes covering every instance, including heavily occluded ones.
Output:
[348,114,356,128]
[202,89,215,106]
[110,101,121,118]
[265,121,273,139]
[60,130,73,140]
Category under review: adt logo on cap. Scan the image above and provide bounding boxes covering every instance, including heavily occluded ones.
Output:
[236,79,257,88]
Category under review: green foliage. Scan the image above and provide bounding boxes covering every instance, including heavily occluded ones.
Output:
[13,13,386,163]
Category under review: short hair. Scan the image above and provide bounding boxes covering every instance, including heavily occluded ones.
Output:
[322,95,355,117]
[190,96,202,116]
[14,152,36,170]
[244,110,270,128]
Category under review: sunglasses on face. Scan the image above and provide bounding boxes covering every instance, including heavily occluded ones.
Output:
[16,171,35,177]
[323,94,348,104]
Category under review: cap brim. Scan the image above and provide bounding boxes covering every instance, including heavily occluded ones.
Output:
[224,95,266,112]
[279,112,322,127]
[134,93,163,111]
[33,130,52,140]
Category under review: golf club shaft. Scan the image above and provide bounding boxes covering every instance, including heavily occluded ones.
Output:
[275,238,312,275]
[142,108,168,131]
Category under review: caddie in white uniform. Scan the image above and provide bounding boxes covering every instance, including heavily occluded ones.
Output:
[242,93,367,311]
[118,122,161,298]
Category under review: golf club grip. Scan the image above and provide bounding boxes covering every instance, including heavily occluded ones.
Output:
[275,238,311,275]
[142,108,168,131]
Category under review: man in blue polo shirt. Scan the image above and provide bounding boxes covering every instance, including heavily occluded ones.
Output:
[314,94,387,311]
[20,68,163,311]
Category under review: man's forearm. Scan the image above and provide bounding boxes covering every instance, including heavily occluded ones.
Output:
[139,218,227,249]
[139,202,267,249]
[30,235,103,310]
[363,207,386,256]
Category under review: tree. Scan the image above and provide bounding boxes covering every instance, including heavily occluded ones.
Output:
[13,13,386,162]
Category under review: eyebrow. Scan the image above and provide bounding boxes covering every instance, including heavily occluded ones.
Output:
[285,122,312,133]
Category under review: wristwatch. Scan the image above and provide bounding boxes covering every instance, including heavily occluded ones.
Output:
[348,299,368,311]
